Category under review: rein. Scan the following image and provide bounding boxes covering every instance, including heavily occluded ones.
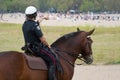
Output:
[52,47,85,67]
[54,48,79,58]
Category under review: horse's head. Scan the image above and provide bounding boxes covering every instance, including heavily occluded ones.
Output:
[77,28,95,64]
[51,28,95,65]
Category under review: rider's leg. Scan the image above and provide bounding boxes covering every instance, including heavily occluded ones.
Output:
[35,49,57,80]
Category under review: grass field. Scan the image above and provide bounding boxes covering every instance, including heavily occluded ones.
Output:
[0,22,120,65]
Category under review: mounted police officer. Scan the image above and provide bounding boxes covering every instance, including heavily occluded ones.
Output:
[22,6,57,80]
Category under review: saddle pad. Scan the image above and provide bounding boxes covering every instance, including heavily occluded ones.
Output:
[23,54,48,70]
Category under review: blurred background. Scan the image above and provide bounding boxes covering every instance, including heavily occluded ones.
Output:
[0,0,120,13]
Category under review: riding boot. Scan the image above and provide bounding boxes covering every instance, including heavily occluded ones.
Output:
[48,65,57,80]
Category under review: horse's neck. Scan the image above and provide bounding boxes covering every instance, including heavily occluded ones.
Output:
[51,34,81,65]
[53,45,78,65]
[53,46,75,78]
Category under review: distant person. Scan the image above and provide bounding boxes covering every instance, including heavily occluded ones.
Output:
[22,6,57,80]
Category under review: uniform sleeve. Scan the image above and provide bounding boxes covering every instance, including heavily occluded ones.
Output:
[33,23,43,38]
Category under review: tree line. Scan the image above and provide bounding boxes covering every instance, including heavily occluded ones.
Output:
[0,0,120,13]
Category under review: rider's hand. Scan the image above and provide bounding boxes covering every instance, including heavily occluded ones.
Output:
[37,15,49,23]
[43,16,49,20]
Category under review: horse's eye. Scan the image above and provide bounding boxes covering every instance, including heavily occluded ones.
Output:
[87,37,93,43]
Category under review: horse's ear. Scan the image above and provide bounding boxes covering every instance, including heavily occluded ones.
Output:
[77,27,80,32]
[87,28,95,36]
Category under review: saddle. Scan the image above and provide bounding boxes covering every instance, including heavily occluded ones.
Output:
[23,53,48,70]
[22,45,63,73]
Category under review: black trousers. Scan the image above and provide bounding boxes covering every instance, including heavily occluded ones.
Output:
[30,43,57,80]
[31,43,56,66]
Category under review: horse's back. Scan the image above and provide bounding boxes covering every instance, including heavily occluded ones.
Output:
[0,51,48,80]
[0,51,25,80]
[0,51,24,64]
[0,51,24,65]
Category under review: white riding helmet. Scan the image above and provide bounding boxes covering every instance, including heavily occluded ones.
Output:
[25,6,37,15]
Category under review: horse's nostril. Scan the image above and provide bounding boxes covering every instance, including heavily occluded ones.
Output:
[85,59,93,64]
[84,55,93,64]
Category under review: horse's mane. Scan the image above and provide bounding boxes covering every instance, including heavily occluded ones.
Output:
[51,31,81,47]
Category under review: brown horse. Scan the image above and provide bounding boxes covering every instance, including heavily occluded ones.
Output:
[0,28,95,80]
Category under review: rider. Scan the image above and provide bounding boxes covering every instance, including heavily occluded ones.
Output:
[22,6,56,80]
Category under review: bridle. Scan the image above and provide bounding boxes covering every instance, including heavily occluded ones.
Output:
[52,47,85,67]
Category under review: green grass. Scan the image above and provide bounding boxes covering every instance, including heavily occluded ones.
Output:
[0,22,120,65]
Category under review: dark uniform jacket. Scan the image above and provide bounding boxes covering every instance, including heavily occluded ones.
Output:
[22,20,43,45]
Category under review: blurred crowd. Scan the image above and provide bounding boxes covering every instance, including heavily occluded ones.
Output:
[0,12,120,24]
[38,12,120,21]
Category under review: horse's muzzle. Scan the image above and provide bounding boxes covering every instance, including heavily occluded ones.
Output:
[84,55,93,64]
